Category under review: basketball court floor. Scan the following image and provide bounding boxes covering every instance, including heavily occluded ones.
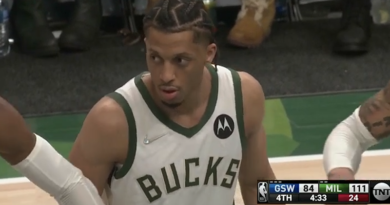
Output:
[1,151,388,205]
[0,91,388,205]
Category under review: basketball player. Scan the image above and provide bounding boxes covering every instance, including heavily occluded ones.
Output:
[0,97,105,205]
[67,0,279,205]
[323,81,390,180]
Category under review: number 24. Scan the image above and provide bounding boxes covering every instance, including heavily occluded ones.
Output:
[349,194,359,201]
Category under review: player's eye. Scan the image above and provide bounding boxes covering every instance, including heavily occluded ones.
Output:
[150,55,161,63]
[175,57,189,66]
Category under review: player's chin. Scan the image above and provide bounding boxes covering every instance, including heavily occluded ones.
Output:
[161,98,183,108]
[160,96,178,103]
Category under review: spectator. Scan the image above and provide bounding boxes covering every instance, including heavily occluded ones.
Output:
[226,0,371,54]
[11,0,101,57]
[333,0,371,54]
[227,0,275,48]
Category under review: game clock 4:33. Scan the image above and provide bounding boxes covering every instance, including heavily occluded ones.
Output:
[270,194,329,202]
[296,193,339,202]
[307,194,328,202]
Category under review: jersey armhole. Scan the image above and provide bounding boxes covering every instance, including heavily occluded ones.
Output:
[106,92,138,179]
[229,69,247,150]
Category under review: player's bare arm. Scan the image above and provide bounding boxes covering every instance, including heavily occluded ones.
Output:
[69,96,129,195]
[0,97,36,164]
[237,72,281,205]
[0,97,105,205]
[324,81,390,180]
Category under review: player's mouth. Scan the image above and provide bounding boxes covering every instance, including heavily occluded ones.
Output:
[160,87,178,100]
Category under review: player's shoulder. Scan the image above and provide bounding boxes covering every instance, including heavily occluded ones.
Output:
[215,66,264,100]
[235,71,265,137]
[92,96,125,115]
[73,96,129,164]
[237,71,265,105]
[85,96,128,131]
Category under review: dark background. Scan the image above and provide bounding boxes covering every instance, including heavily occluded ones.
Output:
[1,0,389,116]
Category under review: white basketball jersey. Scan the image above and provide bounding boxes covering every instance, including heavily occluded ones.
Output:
[106,65,246,205]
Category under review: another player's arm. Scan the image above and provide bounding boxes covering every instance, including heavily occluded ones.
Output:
[0,97,105,205]
[324,81,390,180]
[237,72,282,205]
[69,96,129,195]
[0,97,36,164]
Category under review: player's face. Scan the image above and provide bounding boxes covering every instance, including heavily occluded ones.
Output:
[144,27,216,107]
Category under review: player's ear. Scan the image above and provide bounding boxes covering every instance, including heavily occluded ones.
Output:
[144,37,149,50]
[206,43,217,63]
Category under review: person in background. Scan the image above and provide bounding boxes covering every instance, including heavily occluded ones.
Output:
[226,0,372,54]
[226,0,275,48]
[11,0,101,57]
[332,0,372,53]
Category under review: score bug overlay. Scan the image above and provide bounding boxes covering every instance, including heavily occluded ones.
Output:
[256,180,381,204]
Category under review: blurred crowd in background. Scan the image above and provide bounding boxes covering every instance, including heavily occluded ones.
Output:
[0,0,388,58]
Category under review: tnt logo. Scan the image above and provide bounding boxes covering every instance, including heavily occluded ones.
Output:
[257,182,268,203]
[373,182,390,201]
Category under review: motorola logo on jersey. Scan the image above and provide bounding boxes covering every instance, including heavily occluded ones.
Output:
[213,114,234,139]
[373,182,390,201]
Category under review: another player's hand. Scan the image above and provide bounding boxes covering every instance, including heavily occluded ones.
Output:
[327,168,355,180]
[326,169,357,205]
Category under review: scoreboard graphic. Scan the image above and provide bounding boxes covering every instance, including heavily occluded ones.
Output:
[257,180,390,204]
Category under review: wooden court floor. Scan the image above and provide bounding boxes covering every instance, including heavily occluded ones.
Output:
[0,151,388,205]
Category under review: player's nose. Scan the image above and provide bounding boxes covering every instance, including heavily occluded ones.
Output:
[159,64,176,83]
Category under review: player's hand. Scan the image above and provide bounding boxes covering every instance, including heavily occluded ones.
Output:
[327,170,368,205]
[327,168,355,180]
[327,169,355,205]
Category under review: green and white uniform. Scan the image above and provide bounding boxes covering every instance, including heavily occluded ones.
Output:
[106,65,246,205]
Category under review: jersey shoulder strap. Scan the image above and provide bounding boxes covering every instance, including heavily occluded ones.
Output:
[105,92,137,179]
[225,67,246,149]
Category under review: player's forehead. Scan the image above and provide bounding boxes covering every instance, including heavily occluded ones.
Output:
[146,28,194,45]
[145,28,200,56]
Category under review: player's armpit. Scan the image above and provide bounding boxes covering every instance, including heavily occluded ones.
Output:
[69,96,129,195]
[237,72,280,205]
[359,84,390,140]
